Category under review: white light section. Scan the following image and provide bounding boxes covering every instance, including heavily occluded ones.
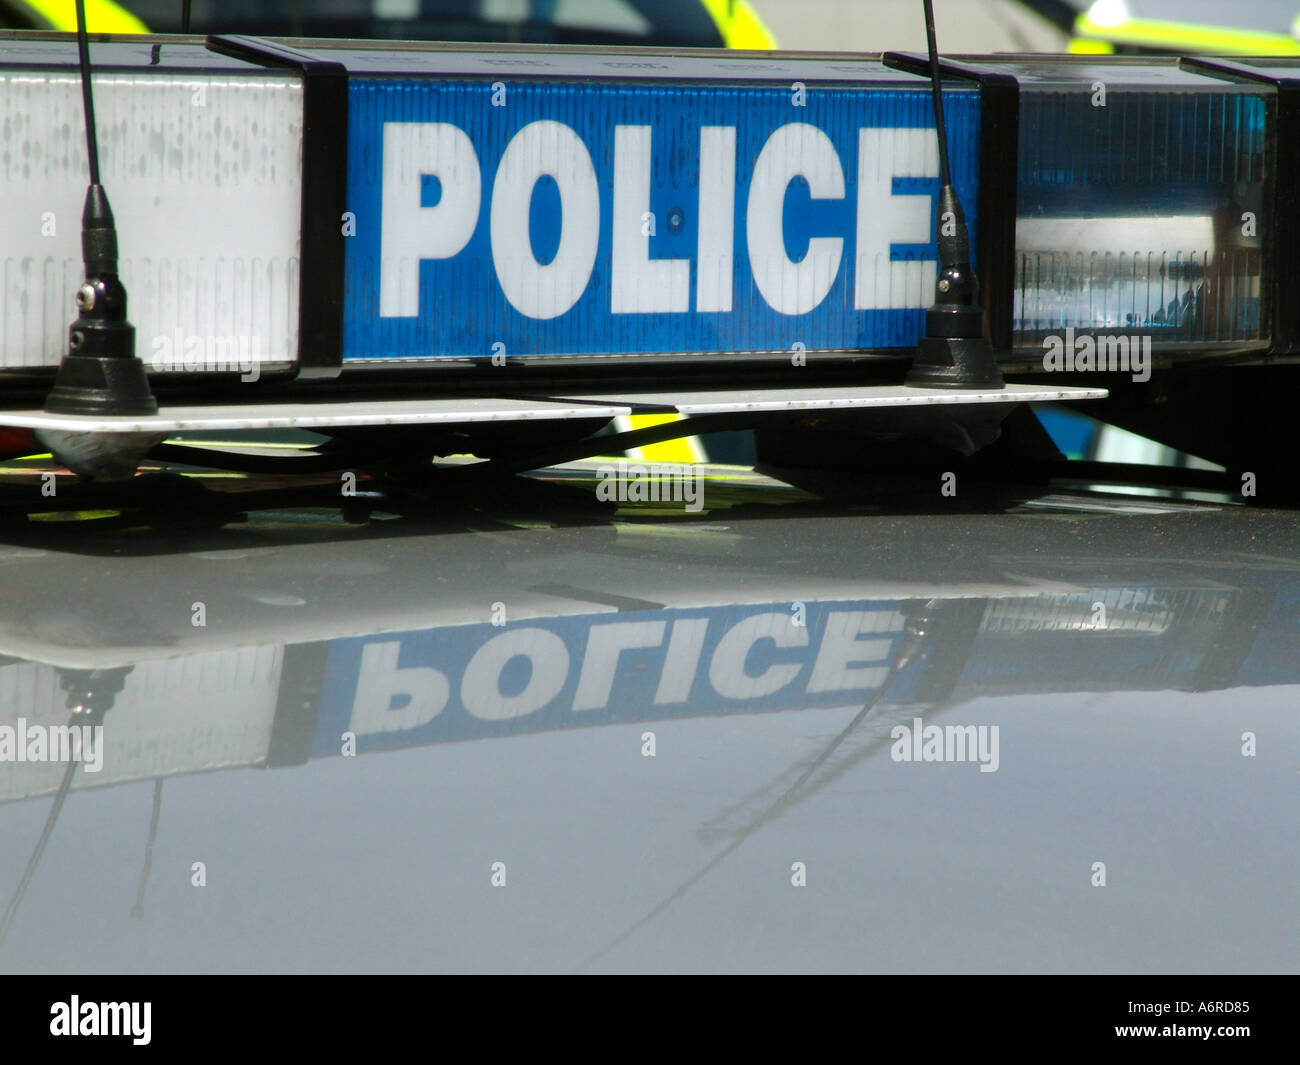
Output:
[0,645,282,802]
[1017,215,1216,256]
[0,73,303,370]
[1015,214,1219,332]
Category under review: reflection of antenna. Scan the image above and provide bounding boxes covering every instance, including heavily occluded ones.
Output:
[699,696,955,845]
[182,0,192,33]
[0,667,129,953]
[905,0,1004,390]
[131,778,164,919]
[43,0,157,418]
[0,750,78,949]
[571,608,939,972]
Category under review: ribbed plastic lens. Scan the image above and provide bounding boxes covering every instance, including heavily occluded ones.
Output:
[1012,75,1269,355]
[0,73,303,371]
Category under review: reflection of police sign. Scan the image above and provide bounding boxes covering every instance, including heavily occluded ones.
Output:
[343,79,980,359]
[313,602,907,753]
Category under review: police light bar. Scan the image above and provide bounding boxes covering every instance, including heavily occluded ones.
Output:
[8,35,1300,462]
[0,38,1282,373]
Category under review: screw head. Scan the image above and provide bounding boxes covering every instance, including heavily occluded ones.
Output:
[937,278,951,293]
[75,283,96,311]
[69,330,85,351]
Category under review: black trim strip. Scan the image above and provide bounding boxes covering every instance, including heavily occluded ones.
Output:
[266,641,329,767]
[205,35,348,379]
[883,53,1019,355]
[1181,58,1297,356]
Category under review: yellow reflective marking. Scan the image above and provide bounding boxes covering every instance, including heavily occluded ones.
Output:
[698,0,777,50]
[14,0,149,33]
[623,413,704,464]
[1075,13,1300,54]
[1068,38,1116,54]
[30,509,121,521]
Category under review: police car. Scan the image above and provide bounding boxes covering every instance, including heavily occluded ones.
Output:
[1031,0,1300,55]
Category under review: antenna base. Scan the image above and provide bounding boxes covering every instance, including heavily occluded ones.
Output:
[57,666,130,721]
[45,182,158,417]
[906,333,1004,390]
[907,281,1005,389]
[44,320,158,417]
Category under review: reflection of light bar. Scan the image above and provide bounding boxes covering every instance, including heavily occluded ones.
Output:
[0,573,1289,803]
[0,647,281,802]
[958,586,1242,697]
[978,588,1178,636]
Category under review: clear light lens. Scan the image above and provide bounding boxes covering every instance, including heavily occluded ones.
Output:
[1012,81,1268,355]
[0,73,303,371]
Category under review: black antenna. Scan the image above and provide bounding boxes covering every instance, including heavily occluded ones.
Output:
[43,0,158,418]
[74,3,101,187]
[906,0,1004,389]
[182,0,192,33]
[923,0,952,191]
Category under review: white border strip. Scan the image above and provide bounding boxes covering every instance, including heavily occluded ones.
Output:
[0,384,1106,434]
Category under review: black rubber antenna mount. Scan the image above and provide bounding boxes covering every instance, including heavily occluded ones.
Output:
[44,0,158,417]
